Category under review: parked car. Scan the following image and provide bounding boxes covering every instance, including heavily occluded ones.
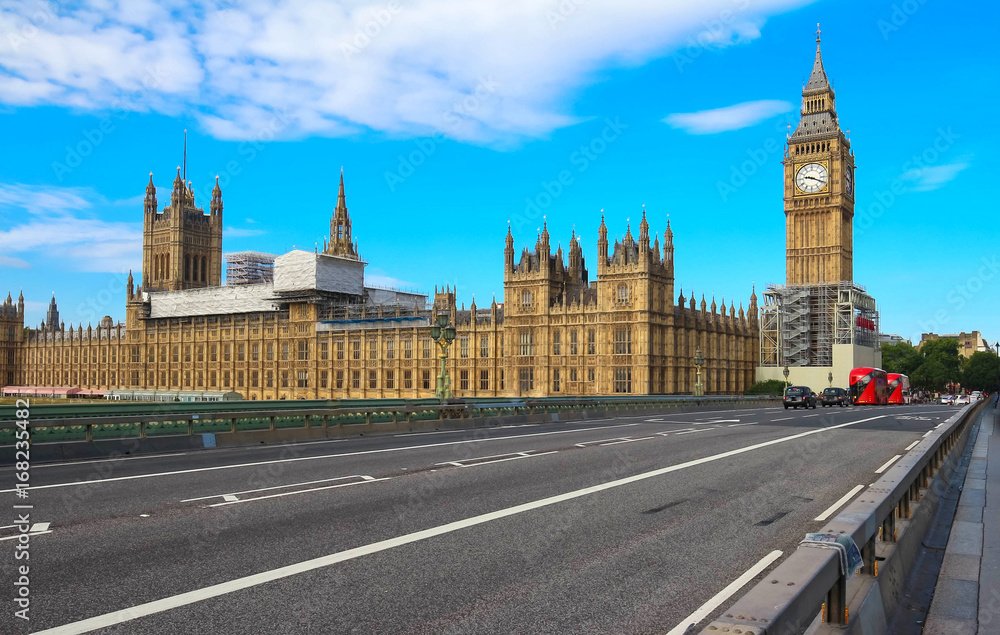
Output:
[784,385,817,409]
[938,395,954,405]
[821,387,848,407]
[971,391,983,402]
[955,395,971,405]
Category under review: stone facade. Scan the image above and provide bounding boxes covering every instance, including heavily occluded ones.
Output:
[6,172,759,399]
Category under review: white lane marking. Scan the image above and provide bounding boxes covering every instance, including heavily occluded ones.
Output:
[600,436,655,446]
[772,417,793,421]
[905,440,921,451]
[802,414,820,418]
[36,453,191,469]
[923,430,934,438]
[814,484,866,521]
[727,422,758,428]
[394,429,472,437]
[208,478,391,507]
[875,455,903,474]
[703,419,740,424]
[30,522,50,532]
[181,475,376,503]
[675,429,711,436]
[222,495,239,503]
[666,550,784,635]
[435,450,557,468]
[0,530,53,542]
[2,422,640,493]
[575,437,631,448]
[34,415,885,635]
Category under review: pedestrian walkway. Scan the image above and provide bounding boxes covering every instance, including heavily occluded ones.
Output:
[924,401,999,635]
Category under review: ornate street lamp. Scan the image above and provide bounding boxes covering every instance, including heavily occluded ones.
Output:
[693,348,705,397]
[430,312,456,402]
[783,365,790,391]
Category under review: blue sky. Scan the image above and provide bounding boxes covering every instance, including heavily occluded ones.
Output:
[0,0,996,346]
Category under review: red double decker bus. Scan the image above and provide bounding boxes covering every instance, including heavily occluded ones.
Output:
[849,367,889,405]
[887,373,911,404]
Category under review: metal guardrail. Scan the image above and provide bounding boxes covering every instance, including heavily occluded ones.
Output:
[700,399,987,634]
[0,395,777,445]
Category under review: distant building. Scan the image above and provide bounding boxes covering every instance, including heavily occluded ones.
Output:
[879,333,910,346]
[918,332,989,358]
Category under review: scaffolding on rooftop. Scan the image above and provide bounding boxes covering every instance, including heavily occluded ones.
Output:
[225,251,276,286]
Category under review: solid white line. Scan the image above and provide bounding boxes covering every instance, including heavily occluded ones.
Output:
[575,437,630,447]
[34,415,885,635]
[181,475,373,503]
[208,478,391,507]
[436,451,557,468]
[875,455,903,474]
[394,429,470,437]
[814,484,865,521]
[1,422,640,493]
[905,440,921,451]
[727,422,758,428]
[36,453,191,469]
[675,429,711,435]
[600,436,655,446]
[772,417,793,421]
[666,550,784,635]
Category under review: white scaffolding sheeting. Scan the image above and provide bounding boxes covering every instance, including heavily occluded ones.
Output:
[146,284,280,318]
[273,250,365,296]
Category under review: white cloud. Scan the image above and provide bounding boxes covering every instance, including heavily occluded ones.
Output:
[224,226,266,238]
[900,162,968,192]
[0,0,809,143]
[664,99,795,134]
[0,183,141,273]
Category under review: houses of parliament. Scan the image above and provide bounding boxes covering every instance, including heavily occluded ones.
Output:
[0,161,759,398]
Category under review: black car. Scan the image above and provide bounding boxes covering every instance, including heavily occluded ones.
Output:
[783,385,817,409]
[821,387,848,407]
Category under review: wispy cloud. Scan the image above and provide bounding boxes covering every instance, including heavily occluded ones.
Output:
[0,0,810,143]
[224,226,266,238]
[0,183,141,273]
[900,162,969,192]
[664,99,794,134]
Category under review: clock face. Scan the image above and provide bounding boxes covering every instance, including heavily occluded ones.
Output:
[845,166,854,196]
[795,163,829,193]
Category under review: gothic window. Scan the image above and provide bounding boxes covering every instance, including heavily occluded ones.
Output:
[251,371,259,387]
[459,370,468,391]
[352,370,361,389]
[617,284,629,303]
[552,369,560,393]
[337,341,345,360]
[519,331,533,356]
[614,368,632,393]
[237,344,245,362]
[386,339,395,360]
[521,291,532,307]
[281,371,289,388]
[403,339,412,359]
[353,339,362,360]
[422,339,431,359]
[266,343,273,361]
[570,368,578,382]
[319,370,328,389]
[297,371,308,388]
[403,370,412,389]
[252,344,260,361]
[552,330,561,356]
[518,368,534,392]
[614,327,632,355]
[320,341,329,360]
[281,343,289,361]
[479,370,489,391]
[385,370,395,390]
[459,337,469,359]
[421,370,430,390]
[368,370,377,389]
[336,370,345,389]
[570,329,578,355]
[480,336,489,358]
[297,341,309,361]
[368,339,378,359]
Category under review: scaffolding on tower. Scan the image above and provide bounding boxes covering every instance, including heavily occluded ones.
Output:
[225,251,276,286]
[758,281,878,368]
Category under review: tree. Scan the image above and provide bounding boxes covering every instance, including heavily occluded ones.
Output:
[962,351,1000,392]
[882,342,922,375]
[911,358,948,390]
[909,338,962,391]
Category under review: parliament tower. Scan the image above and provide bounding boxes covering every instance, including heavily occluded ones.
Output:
[783,26,856,285]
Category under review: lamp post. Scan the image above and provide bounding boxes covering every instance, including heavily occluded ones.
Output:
[430,312,456,402]
[693,349,705,397]
[783,366,790,391]
[994,341,1000,396]
[828,371,834,388]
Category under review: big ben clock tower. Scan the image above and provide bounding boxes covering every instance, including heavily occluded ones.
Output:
[784,26,855,285]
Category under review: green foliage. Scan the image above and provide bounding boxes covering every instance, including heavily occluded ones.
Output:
[881,342,922,375]
[907,338,963,390]
[744,379,787,396]
[962,351,1000,391]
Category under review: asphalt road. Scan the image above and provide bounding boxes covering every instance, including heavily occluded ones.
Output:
[0,402,963,634]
